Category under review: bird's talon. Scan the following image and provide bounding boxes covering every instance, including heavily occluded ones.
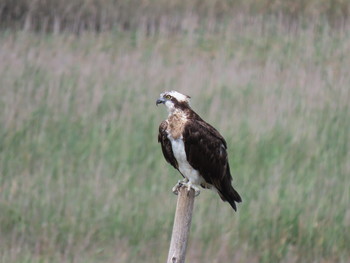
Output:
[172,180,185,195]
[172,180,200,196]
[172,185,179,195]
[187,184,200,196]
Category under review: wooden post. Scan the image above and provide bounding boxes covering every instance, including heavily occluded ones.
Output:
[167,185,195,263]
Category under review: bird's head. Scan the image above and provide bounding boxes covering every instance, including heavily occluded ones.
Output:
[156,91,191,113]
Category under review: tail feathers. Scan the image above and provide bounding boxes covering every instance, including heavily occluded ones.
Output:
[219,184,242,211]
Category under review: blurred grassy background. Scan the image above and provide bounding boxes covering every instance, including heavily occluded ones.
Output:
[0,1,350,263]
[1,0,350,32]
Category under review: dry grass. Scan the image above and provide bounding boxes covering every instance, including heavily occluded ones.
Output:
[0,0,349,33]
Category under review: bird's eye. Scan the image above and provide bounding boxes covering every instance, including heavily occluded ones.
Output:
[165,95,172,100]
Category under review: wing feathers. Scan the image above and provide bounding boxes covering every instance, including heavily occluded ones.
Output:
[217,163,242,211]
[183,120,242,210]
[158,121,178,169]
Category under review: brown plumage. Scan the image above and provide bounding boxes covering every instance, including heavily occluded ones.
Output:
[157,91,242,211]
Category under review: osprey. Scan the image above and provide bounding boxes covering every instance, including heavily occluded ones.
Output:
[156,91,242,211]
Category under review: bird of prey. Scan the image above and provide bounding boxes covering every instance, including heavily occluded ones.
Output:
[156,91,242,211]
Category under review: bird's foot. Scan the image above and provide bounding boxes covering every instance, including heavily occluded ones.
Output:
[172,179,188,195]
[172,179,200,196]
[185,181,201,196]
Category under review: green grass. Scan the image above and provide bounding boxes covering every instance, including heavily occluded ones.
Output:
[0,19,350,262]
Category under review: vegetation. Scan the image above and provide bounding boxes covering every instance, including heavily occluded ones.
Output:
[0,6,349,263]
[0,0,349,33]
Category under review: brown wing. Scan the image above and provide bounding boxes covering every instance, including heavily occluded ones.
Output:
[158,121,178,170]
[183,120,241,211]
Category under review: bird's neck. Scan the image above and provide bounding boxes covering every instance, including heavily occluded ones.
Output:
[168,108,187,118]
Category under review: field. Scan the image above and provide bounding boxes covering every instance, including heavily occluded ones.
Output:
[0,17,350,263]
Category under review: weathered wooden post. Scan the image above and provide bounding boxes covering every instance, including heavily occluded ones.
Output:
[167,185,196,263]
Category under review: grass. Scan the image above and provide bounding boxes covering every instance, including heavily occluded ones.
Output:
[0,18,349,262]
[1,0,349,32]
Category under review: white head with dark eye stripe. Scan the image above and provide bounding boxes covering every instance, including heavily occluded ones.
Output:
[156,91,191,114]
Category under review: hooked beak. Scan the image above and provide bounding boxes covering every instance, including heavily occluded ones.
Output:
[156,97,165,106]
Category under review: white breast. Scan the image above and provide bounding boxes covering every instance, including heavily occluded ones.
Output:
[169,135,204,186]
